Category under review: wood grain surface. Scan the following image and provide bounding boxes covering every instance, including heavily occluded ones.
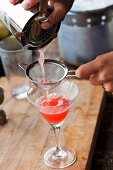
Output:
[0,75,104,170]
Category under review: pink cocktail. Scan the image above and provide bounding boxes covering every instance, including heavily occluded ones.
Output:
[27,79,78,168]
[37,95,70,125]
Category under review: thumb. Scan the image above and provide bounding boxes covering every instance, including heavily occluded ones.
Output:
[41,7,65,29]
[76,59,99,79]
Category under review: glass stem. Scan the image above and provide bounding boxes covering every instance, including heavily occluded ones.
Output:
[53,126,62,156]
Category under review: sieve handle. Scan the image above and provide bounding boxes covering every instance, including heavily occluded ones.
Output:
[66,70,77,78]
[18,63,28,71]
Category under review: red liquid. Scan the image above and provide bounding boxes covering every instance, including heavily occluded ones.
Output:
[38,95,70,124]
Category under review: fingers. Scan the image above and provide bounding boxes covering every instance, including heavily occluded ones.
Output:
[89,66,113,85]
[76,52,113,80]
[90,73,113,93]
[89,74,102,85]
[10,0,39,9]
[41,5,66,29]
[75,59,99,79]
[10,0,73,29]
[9,0,21,4]
[22,0,39,10]
[75,52,113,94]
[41,0,74,29]
[102,81,113,92]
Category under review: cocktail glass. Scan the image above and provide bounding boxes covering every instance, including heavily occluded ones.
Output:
[27,79,78,168]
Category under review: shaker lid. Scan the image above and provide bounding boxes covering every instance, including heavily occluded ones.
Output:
[21,11,61,50]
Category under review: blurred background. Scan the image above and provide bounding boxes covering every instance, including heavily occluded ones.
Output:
[1,0,113,169]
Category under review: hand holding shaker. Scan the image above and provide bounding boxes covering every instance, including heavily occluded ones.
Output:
[0,0,62,50]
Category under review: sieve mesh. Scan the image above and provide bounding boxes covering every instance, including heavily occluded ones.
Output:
[26,59,68,90]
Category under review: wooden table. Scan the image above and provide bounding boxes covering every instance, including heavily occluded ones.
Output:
[0,75,104,170]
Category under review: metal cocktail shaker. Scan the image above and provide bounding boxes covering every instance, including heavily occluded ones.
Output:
[0,0,61,50]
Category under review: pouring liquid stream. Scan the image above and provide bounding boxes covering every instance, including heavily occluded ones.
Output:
[38,48,45,81]
[38,48,49,101]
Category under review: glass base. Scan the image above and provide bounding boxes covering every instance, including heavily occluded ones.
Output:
[44,146,76,169]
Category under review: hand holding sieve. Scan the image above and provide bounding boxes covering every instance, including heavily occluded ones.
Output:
[19,59,77,90]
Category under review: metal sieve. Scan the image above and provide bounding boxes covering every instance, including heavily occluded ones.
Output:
[19,59,77,90]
